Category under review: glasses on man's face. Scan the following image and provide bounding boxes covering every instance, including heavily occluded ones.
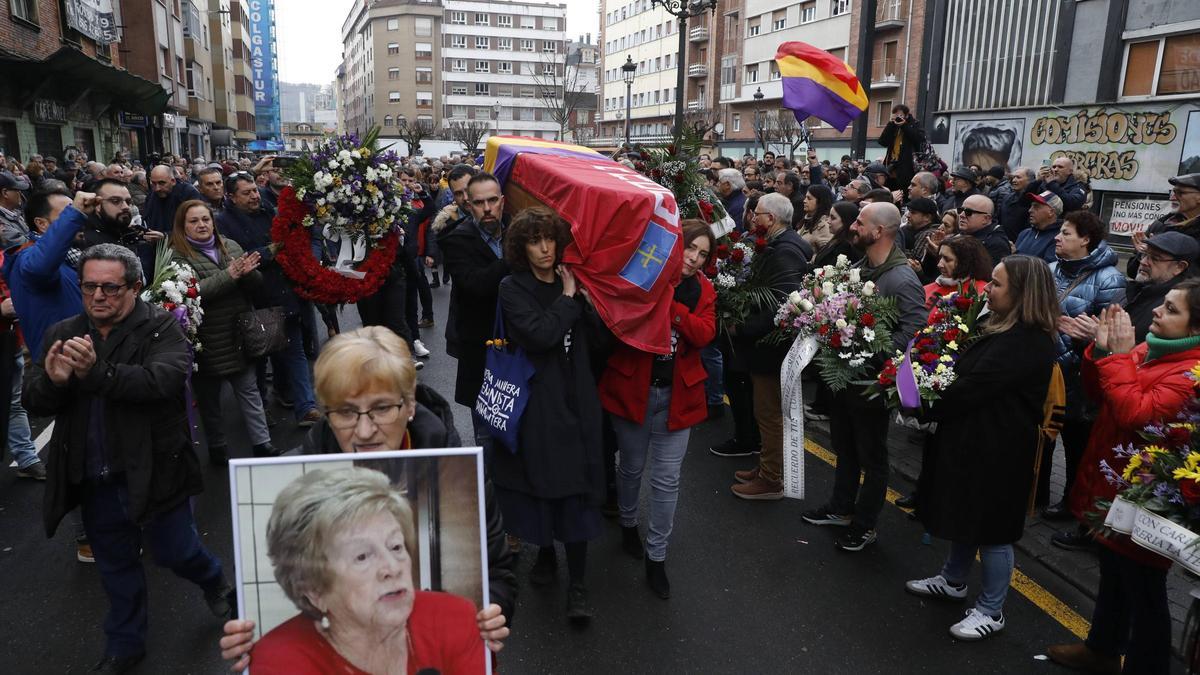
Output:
[80,282,128,297]
[325,402,407,430]
[1170,188,1199,198]
[958,207,989,218]
[102,196,132,206]
[1145,253,1181,265]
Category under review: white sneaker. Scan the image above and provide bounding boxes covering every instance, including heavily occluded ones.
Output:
[949,608,1005,641]
[905,574,968,599]
[412,339,430,357]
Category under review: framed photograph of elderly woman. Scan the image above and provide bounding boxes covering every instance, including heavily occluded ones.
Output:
[228,448,491,675]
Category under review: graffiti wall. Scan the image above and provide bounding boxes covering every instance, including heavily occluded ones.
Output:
[937,103,1200,195]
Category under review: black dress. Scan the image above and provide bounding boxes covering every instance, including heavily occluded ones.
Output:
[491,271,605,546]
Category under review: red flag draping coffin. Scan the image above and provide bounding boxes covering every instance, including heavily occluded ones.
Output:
[507,154,683,355]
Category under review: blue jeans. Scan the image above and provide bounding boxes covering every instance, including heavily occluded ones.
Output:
[8,352,38,468]
[81,481,224,657]
[700,343,724,406]
[613,385,691,562]
[270,316,317,420]
[941,541,1014,617]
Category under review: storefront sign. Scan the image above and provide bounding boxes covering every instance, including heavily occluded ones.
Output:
[32,99,67,124]
[943,103,1200,195]
[64,0,120,45]
[247,0,281,141]
[1100,194,1172,239]
[119,112,148,128]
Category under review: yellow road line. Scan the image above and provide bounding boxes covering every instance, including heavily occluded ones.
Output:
[803,436,1091,639]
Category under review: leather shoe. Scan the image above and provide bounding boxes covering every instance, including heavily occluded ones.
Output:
[1045,643,1120,675]
[1051,528,1094,551]
[1041,501,1073,521]
[91,653,145,673]
[645,558,670,599]
[621,525,644,560]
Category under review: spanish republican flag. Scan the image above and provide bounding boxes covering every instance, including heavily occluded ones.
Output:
[775,42,868,132]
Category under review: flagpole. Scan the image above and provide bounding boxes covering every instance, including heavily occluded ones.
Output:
[850,0,878,160]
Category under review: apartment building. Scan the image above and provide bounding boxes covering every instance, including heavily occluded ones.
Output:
[229,0,258,148]
[844,0,929,152]
[598,1,684,144]
[208,0,242,157]
[121,0,192,156]
[182,0,217,159]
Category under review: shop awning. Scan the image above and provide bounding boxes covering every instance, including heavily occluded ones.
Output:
[0,47,169,115]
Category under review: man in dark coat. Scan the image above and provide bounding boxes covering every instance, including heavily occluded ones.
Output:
[1014,190,1062,264]
[728,193,812,501]
[1126,173,1200,277]
[878,104,926,192]
[1038,156,1087,213]
[957,194,1011,267]
[938,166,982,214]
[25,244,233,672]
[436,172,511,448]
[996,167,1037,241]
[217,173,320,426]
[143,165,202,234]
[803,202,926,552]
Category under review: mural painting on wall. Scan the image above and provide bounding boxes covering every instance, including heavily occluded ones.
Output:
[952,119,1025,173]
[1029,108,1178,182]
[1181,110,1200,176]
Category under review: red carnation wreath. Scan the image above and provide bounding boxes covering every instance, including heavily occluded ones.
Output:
[271,186,400,304]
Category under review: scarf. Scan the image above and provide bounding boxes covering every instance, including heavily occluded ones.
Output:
[186,235,220,264]
[860,244,910,282]
[1145,333,1200,362]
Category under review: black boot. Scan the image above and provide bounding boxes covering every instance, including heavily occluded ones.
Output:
[645,558,670,599]
[430,271,441,288]
[529,546,556,587]
[566,582,593,623]
[253,442,282,458]
[208,445,228,467]
[621,525,644,560]
[1041,499,1073,521]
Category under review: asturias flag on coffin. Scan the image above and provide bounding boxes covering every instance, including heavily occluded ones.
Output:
[775,41,867,132]
[483,136,682,355]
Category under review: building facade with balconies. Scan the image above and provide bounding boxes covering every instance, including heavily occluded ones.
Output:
[229,0,258,147]
[121,0,193,156]
[182,0,217,159]
[598,1,686,146]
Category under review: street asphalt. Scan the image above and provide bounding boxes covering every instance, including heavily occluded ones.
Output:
[0,280,1133,674]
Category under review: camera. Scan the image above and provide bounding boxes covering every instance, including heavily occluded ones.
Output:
[272,155,298,169]
[893,116,905,125]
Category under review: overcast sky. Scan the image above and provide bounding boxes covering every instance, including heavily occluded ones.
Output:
[276,0,600,85]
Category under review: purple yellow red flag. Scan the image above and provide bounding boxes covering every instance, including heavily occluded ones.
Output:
[482,135,604,186]
[775,42,868,132]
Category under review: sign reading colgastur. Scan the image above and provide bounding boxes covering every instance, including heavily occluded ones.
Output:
[246,0,280,140]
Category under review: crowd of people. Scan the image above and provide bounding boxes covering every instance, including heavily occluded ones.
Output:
[2,125,1200,673]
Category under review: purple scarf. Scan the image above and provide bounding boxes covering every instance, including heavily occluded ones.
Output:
[186,235,220,264]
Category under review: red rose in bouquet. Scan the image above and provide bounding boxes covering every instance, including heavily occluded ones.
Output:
[730,248,745,263]
[954,295,973,310]
[716,244,730,260]
[1181,478,1200,506]
[728,230,742,242]
[830,333,843,348]
[755,237,767,253]
[698,200,714,222]
[1167,425,1192,448]
[861,313,876,328]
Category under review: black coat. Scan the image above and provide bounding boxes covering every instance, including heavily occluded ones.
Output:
[437,215,511,406]
[1126,212,1200,277]
[298,383,518,623]
[878,117,926,191]
[143,181,203,234]
[736,228,812,374]
[937,187,980,215]
[217,203,301,315]
[996,183,1036,242]
[917,321,1056,545]
[26,301,203,536]
[491,271,605,505]
[967,224,1013,268]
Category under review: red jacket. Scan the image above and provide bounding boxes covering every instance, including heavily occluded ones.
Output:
[599,275,717,431]
[1070,341,1200,568]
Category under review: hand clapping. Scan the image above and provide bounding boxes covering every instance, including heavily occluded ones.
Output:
[1095,305,1135,354]
[228,252,262,280]
[45,335,97,385]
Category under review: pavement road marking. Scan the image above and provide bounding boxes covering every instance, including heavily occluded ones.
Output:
[802,437,1091,639]
[8,421,55,468]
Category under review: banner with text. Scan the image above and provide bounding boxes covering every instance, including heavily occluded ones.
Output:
[64,0,119,44]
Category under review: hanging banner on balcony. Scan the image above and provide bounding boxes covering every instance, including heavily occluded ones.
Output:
[64,0,120,44]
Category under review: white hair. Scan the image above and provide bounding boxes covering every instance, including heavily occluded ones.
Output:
[718,168,745,190]
[757,192,793,226]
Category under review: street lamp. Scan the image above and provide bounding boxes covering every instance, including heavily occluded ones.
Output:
[650,0,719,148]
[753,87,765,154]
[492,101,501,137]
[622,55,636,148]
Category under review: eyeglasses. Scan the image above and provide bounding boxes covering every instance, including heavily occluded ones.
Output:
[80,282,129,297]
[325,402,407,430]
[1170,188,1199,197]
[102,196,133,206]
[958,207,990,218]
[1145,253,1182,265]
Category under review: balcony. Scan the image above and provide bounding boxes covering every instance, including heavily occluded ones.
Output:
[871,59,902,88]
[688,63,708,78]
[687,99,703,111]
[876,0,905,29]
[689,26,708,42]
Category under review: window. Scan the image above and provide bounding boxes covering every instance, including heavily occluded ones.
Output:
[543,63,555,75]
[746,64,759,83]
[475,12,489,25]
[542,41,556,53]
[387,43,399,55]
[415,67,432,83]
[476,60,490,73]
[544,17,557,30]
[450,105,468,118]
[747,17,760,37]
[451,85,468,95]
[769,62,780,80]
[498,61,512,74]
[521,39,535,52]
[449,11,466,25]
[498,15,512,28]
[473,106,491,120]
[520,61,535,76]
[732,113,741,132]
[772,10,786,30]
[10,0,37,24]
[476,36,488,49]
[520,107,535,121]
[387,17,399,30]
[1122,33,1200,97]
[831,0,851,17]
[521,15,535,29]
[451,35,466,49]
[389,91,401,103]
[520,86,535,97]
[498,38,512,51]
[416,92,433,109]
[414,17,432,37]
[451,59,467,72]
[498,84,513,96]
[475,82,490,95]
[383,115,393,126]
[415,42,431,59]
[800,2,816,23]
[388,67,400,80]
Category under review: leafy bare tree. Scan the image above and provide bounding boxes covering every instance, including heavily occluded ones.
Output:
[531,51,591,141]
[394,118,435,157]
[447,120,491,153]
[682,103,723,142]
[767,110,812,160]
[571,120,595,147]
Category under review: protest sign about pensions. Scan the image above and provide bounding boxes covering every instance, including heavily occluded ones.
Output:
[1100,194,1172,241]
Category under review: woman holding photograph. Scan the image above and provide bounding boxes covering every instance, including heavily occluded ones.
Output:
[219,326,513,671]
[249,466,484,674]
